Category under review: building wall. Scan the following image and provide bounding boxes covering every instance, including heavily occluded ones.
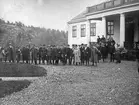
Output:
[68,15,139,47]
[90,20,103,42]
[68,21,88,47]
[68,20,104,47]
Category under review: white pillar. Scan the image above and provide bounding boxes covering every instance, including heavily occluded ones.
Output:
[134,17,139,42]
[120,13,125,47]
[102,16,106,38]
[87,19,91,46]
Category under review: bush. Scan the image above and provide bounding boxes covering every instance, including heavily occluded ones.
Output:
[0,80,31,98]
[0,62,47,77]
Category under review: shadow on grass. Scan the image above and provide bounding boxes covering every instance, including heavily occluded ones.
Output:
[0,80,31,98]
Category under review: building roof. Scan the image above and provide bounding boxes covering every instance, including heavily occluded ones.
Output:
[68,10,87,24]
[68,0,139,24]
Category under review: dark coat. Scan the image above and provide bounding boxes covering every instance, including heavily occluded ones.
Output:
[109,45,115,54]
[51,48,56,60]
[80,47,85,60]
[32,48,38,60]
[42,48,47,57]
[84,47,91,59]
[67,48,73,58]
[100,46,107,57]
[90,47,100,63]
[7,46,14,61]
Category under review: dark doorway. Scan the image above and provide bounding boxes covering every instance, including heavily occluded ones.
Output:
[125,17,134,49]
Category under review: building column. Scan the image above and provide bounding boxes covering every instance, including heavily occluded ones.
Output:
[102,16,106,38]
[134,17,139,42]
[87,19,91,46]
[120,13,125,47]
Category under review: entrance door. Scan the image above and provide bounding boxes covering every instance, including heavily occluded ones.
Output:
[125,18,134,49]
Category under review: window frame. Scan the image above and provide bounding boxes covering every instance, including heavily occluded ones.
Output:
[72,26,77,38]
[81,24,86,37]
[107,21,114,36]
[90,23,96,36]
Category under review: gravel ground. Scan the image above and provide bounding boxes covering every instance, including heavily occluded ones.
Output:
[0,61,139,105]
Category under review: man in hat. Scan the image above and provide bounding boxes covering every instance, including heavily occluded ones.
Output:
[24,45,30,64]
[32,45,39,65]
[47,45,52,64]
[61,44,67,65]
[38,44,43,64]
[84,44,91,65]
[7,43,14,63]
[66,44,73,65]
[51,45,56,65]
[42,44,47,64]
[80,43,85,65]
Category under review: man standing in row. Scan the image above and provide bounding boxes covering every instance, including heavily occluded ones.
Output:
[7,43,14,63]
[80,44,85,65]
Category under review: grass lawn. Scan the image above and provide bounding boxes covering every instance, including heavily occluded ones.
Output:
[0,80,31,98]
[0,62,47,77]
[0,61,139,105]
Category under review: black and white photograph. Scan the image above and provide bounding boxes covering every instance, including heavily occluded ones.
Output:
[0,0,139,104]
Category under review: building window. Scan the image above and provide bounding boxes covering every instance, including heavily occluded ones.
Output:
[90,23,96,36]
[72,26,77,38]
[107,21,114,35]
[81,24,86,37]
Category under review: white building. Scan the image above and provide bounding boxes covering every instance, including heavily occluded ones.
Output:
[68,0,139,49]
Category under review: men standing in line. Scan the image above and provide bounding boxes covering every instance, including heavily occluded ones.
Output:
[47,45,52,64]
[80,44,85,65]
[24,45,30,63]
[109,43,115,62]
[42,44,47,64]
[16,47,21,63]
[90,44,100,66]
[31,45,38,65]
[7,43,14,63]
[55,46,61,65]
[51,45,56,65]
[100,43,107,62]
[66,45,73,65]
[73,45,81,65]
[38,45,43,64]
[61,45,67,65]
[84,44,91,65]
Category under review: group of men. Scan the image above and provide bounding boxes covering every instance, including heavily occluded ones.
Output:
[0,35,122,66]
[0,44,74,65]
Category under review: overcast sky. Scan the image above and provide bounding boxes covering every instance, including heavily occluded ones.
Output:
[0,0,106,31]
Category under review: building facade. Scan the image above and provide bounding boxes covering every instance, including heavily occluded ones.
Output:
[68,0,139,49]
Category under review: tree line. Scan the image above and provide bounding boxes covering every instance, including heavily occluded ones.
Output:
[0,19,68,48]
